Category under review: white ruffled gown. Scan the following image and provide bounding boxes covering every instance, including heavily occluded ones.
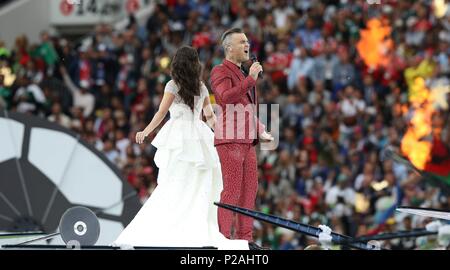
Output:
[112,80,248,250]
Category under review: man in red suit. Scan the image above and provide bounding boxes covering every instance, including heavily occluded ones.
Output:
[210,28,273,248]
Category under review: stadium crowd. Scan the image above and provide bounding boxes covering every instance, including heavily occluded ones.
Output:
[0,0,449,249]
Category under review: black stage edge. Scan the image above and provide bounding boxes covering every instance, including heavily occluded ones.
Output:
[0,249,439,270]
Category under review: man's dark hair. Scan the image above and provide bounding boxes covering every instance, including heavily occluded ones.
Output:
[221,28,244,49]
[221,28,243,43]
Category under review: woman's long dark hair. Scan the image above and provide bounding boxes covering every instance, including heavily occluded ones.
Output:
[170,46,202,110]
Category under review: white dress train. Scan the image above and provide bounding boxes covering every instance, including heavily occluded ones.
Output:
[112,80,248,250]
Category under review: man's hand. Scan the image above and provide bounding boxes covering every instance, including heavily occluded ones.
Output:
[259,131,274,142]
[135,131,148,144]
[249,61,263,80]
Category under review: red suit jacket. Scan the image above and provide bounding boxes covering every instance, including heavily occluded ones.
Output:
[210,59,265,146]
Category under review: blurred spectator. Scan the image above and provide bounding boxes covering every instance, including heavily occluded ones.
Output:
[0,74,9,108]
[60,66,95,118]
[13,76,47,114]
[47,102,71,128]
[287,47,314,91]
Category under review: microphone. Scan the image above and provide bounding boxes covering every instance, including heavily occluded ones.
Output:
[250,54,263,77]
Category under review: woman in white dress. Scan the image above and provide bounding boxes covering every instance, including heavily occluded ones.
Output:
[112,46,248,250]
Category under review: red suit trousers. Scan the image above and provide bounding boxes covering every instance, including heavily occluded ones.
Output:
[216,143,258,242]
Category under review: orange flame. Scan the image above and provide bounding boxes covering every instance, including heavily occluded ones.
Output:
[357,18,393,69]
[401,77,434,169]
